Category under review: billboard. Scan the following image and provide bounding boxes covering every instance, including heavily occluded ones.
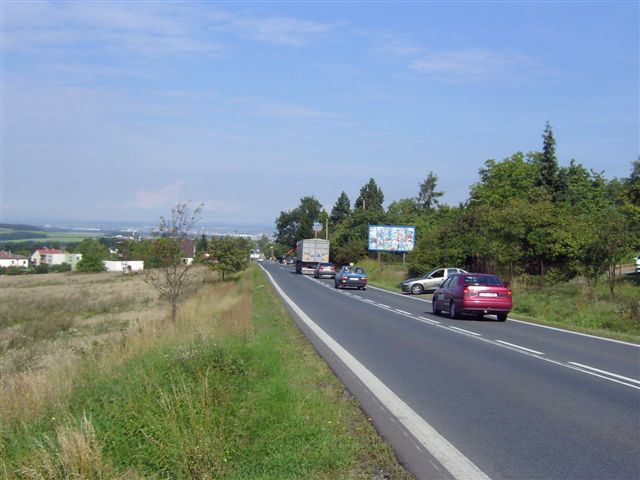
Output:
[368,225,416,252]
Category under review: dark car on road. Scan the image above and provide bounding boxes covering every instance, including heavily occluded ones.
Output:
[432,273,512,321]
[334,265,368,290]
[314,262,336,278]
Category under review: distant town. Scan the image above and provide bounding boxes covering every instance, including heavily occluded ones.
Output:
[0,221,274,243]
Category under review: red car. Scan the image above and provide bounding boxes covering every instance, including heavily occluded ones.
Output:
[432,273,512,322]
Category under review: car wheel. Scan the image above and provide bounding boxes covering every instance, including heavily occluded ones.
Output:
[432,298,440,315]
[449,301,458,319]
[362,287,366,291]
[497,312,508,322]
[411,284,424,295]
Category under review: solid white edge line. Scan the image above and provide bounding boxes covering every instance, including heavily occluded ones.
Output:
[261,266,491,480]
[568,362,640,385]
[495,340,544,355]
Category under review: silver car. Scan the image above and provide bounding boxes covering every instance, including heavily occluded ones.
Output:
[401,267,468,295]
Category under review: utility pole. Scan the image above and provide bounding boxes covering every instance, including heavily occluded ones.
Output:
[325,215,328,240]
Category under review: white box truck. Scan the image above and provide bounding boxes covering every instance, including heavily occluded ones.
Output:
[295,238,330,274]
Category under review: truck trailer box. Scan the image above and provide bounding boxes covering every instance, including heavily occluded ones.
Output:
[295,239,330,274]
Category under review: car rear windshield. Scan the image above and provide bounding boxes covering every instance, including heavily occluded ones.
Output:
[462,275,502,286]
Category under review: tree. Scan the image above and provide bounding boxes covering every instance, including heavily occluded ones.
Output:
[75,239,107,273]
[196,233,209,262]
[624,157,640,206]
[274,196,323,248]
[536,121,560,198]
[469,152,543,207]
[207,236,250,280]
[330,192,351,225]
[144,202,203,323]
[354,178,384,212]
[417,171,444,210]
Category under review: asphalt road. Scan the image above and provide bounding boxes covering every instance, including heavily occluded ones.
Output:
[260,261,640,480]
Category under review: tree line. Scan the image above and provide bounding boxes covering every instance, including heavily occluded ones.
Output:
[275,123,640,291]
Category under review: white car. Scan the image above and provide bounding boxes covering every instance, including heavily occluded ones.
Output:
[401,267,468,295]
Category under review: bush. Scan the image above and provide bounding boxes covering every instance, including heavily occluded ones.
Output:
[0,266,28,276]
[50,264,72,273]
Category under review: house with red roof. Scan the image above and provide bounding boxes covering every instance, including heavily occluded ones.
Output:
[30,248,82,270]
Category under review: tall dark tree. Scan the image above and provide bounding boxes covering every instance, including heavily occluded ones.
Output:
[417,171,444,210]
[196,233,209,261]
[297,196,322,239]
[330,191,351,225]
[536,121,559,198]
[354,178,384,212]
[624,157,640,206]
[274,196,323,248]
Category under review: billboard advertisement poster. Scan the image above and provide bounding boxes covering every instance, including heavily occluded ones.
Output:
[368,225,416,252]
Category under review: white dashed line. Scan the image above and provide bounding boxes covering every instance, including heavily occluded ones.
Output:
[449,326,481,337]
[261,266,491,480]
[395,309,412,315]
[568,362,640,385]
[495,340,544,355]
[419,316,440,325]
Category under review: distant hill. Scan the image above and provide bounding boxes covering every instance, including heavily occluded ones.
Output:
[0,223,42,231]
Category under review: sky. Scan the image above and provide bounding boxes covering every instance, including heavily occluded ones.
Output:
[1,1,638,229]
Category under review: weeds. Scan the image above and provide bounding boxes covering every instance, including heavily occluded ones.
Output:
[2,265,413,479]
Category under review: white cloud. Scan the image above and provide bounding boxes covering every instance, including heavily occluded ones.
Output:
[202,199,238,214]
[227,15,337,47]
[1,1,224,56]
[230,97,337,120]
[410,48,543,83]
[133,181,184,209]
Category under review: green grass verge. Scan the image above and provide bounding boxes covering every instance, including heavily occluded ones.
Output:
[2,267,413,479]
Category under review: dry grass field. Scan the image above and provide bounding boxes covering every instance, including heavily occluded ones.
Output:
[1,265,413,479]
[0,266,243,426]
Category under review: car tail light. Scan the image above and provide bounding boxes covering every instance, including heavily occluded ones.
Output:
[341,276,348,280]
[463,287,479,297]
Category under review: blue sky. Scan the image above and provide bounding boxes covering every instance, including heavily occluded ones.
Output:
[1,1,638,228]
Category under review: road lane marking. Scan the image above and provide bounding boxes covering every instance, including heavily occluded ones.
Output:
[294,267,640,391]
[262,266,491,480]
[367,285,434,303]
[450,327,481,337]
[568,362,640,385]
[506,318,640,347]
[419,316,441,325]
[395,309,412,315]
[495,340,544,355]
[367,283,639,348]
